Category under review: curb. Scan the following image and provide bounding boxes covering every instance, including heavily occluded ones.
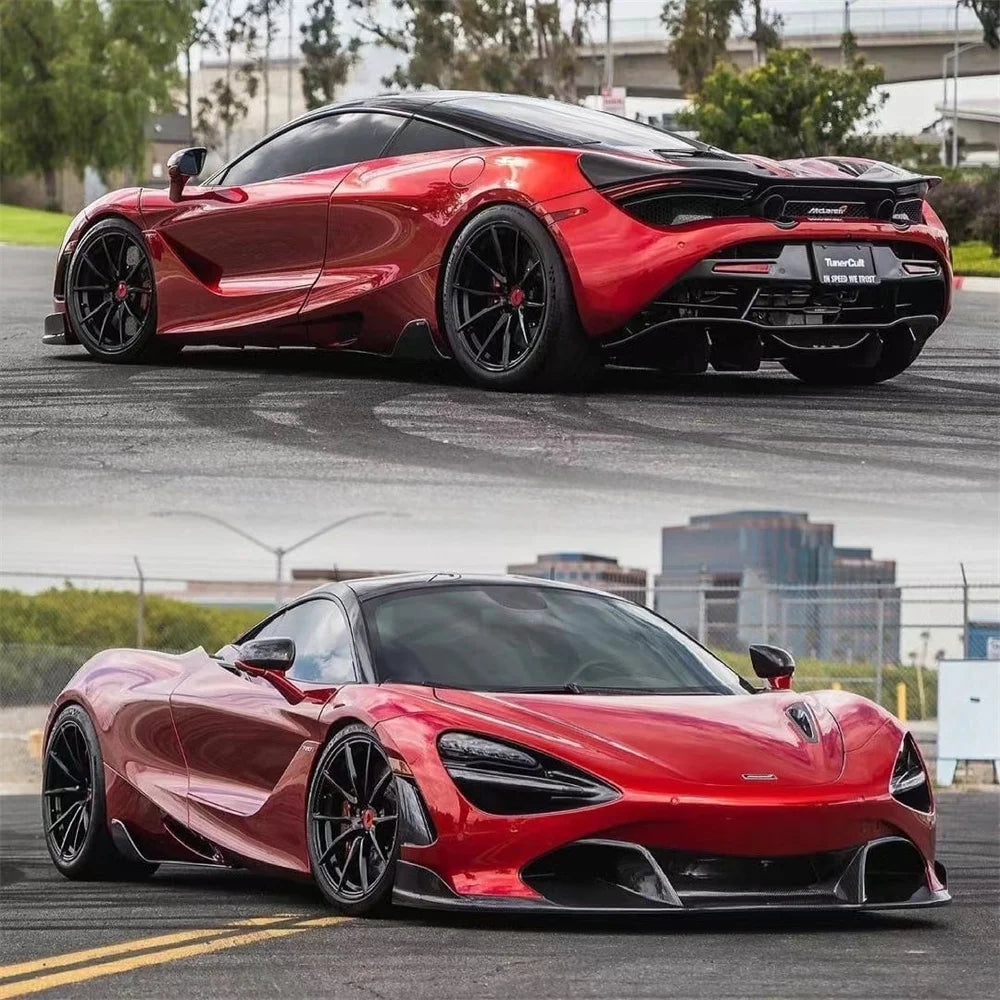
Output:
[953,275,1000,293]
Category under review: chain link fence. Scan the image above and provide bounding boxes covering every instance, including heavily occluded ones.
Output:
[646,579,999,720]
[1,573,269,707]
[2,571,998,719]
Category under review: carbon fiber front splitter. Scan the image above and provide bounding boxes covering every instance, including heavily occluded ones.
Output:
[392,840,952,915]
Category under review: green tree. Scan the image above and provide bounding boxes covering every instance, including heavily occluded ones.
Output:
[742,0,782,65]
[661,0,741,94]
[351,0,595,99]
[243,0,288,132]
[0,0,66,206]
[300,0,362,110]
[962,0,1000,49]
[0,0,192,206]
[676,47,889,159]
[194,0,259,158]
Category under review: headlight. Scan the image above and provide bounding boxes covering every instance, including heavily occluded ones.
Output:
[889,734,931,813]
[437,731,618,815]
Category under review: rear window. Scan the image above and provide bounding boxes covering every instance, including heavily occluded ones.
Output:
[385,119,489,157]
[440,95,698,152]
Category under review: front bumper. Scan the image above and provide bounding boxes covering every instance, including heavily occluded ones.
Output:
[43,312,72,345]
[394,836,950,914]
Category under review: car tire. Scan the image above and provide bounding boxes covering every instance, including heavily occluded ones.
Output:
[780,334,924,386]
[42,704,158,881]
[65,217,179,364]
[441,204,601,391]
[307,723,400,917]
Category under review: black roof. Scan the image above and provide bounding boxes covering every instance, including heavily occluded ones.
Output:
[308,91,705,153]
[314,571,604,602]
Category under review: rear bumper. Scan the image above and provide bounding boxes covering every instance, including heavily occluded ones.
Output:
[600,241,947,369]
[539,187,952,339]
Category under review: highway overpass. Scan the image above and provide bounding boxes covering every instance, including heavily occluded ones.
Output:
[577,3,999,99]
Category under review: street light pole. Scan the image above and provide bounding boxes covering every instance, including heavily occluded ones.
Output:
[941,48,950,164]
[952,1,960,168]
[941,41,980,166]
[153,510,402,606]
[604,0,614,92]
[287,0,294,123]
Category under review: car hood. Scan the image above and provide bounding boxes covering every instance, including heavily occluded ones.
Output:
[433,688,846,788]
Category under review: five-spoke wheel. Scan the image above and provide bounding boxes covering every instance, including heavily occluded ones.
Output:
[442,204,599,391]
[307,725,399,915]
[65,218,175,363]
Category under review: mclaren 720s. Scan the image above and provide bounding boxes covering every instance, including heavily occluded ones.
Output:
[44,91,952,390]
[43,573,949,916]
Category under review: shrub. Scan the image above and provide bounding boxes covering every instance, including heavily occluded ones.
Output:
[971,191,1000,255]
[927,169,1000,252]
[0,587,264,705]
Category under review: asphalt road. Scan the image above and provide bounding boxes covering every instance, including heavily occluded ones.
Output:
[1,792,997,999]
[1,245,998,577]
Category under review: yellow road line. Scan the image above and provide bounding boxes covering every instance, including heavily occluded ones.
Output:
[0,916,348,999]
[0,914,302,981]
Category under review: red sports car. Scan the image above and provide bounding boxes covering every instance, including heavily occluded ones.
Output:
[43,92,951,390]
[43,574,949,916]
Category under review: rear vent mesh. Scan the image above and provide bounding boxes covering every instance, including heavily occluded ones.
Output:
[622,194,748,228]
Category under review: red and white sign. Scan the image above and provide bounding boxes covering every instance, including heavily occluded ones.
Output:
[600,86,627,117]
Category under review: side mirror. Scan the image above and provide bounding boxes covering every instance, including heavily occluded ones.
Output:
[749,644,795,690]
[236,637,295,673]
[167,146,207,202]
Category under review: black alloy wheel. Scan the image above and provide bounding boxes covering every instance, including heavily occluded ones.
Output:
[308,725,400,915]
[451,221,548,372]
[42,704,157,880]
[43,717,95,866]
[65,218,177,363]
[442,204,600,391]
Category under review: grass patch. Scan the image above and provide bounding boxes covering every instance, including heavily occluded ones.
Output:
[0,203,73,247]
[952,240,1000,278]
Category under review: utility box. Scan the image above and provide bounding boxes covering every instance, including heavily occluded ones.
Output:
[936,659,1000,786]
[967,620,1000,660]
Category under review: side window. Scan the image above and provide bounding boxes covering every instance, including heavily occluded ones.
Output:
[385,120,487,157]
[254,599,355,684]
[221,112,404,187]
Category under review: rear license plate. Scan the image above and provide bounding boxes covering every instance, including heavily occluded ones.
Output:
[813,243,879,286]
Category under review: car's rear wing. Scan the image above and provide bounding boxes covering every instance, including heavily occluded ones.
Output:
[578,151,939,229]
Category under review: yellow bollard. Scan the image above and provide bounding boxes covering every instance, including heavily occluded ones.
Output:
[28,730,43,760]
[896,682,907,722]
[831,681,842,691]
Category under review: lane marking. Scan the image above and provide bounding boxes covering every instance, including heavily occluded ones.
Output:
[0,913,317,989]
[0,916,349,999]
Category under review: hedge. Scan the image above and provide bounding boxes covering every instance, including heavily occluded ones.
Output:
[0,588,263,705]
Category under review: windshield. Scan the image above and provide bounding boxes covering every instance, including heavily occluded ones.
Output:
[361,584,745,694]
